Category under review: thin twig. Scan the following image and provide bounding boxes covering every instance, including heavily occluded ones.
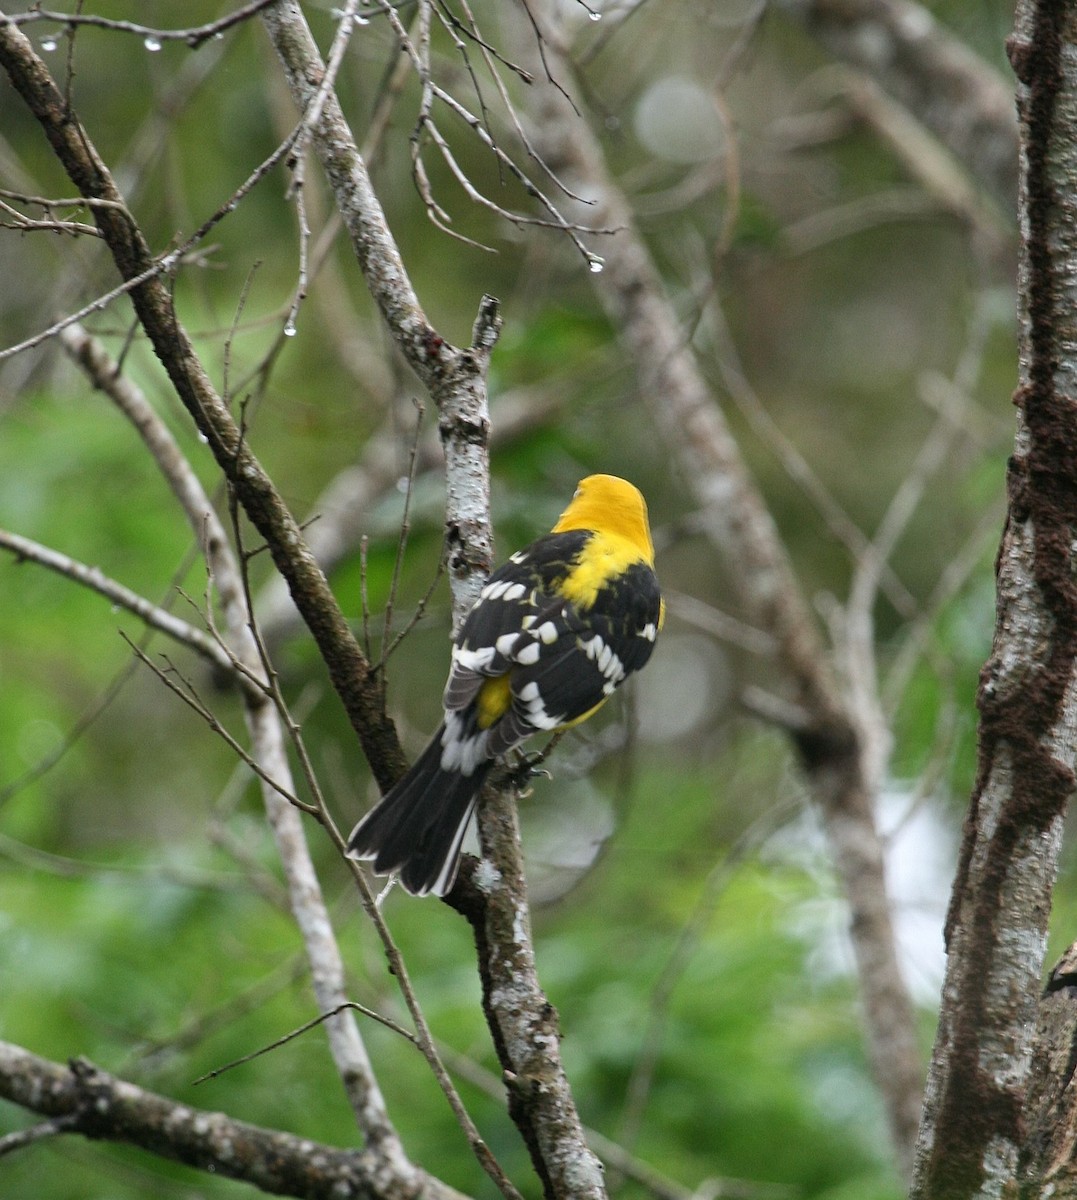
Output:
[383,0,613,266]
[226,491,523,1199]
[0,122,304,363]
[0,528,242,678]
[11,0,282,49]
[283,0,364,336]
[193,1002,418,1085]
[222,261,262,408]
[374,560,445,670]
[380,400,426,657]
[121,637,314,814]
[0,187,128,211]
[0,1115,80,1157]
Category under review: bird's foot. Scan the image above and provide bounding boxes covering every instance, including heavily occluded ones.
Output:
[504,751,552,798]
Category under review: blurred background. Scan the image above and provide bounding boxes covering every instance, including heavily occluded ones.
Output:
[0,1,1037,1197]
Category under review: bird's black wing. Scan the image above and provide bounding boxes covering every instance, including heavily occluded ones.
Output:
[443,530,591,712]
[484,558,663,758]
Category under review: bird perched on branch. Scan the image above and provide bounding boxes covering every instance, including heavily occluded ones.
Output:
[347,474,663,897]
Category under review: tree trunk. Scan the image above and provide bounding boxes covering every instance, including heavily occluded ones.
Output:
[910,1,1077,1196]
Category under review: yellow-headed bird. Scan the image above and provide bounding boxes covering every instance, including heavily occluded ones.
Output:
[347,474,662,896]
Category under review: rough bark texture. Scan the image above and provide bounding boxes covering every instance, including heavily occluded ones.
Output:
[1020,944,1077,1197]
[449,803,607,1200]
[254,12,603,1194]
[0,1041,468,1200]
[910,1,1077,1196]
[0,15,604,1199]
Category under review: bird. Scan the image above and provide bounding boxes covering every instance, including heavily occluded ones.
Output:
[346,474,663,897]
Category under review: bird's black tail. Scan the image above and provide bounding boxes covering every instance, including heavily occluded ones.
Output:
[346,724,491,897]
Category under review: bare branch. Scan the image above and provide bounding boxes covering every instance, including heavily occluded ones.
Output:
[506,4,923,1175]
[10,1,283,50]
[0,1115,79,1157]
[0,1040,468,1200]
[0,17,405,786]
[58,322,404,1150]
[254,381,567,649]
[778,0,1018,212]
[0,248,179,362]
[0,119,304,364]
[0,527,240,678]
[259,2,497,616]
[382,0,614,266]
[446,826,608,1200]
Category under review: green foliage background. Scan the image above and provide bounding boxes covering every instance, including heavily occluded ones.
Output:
[0,1,1040,1197]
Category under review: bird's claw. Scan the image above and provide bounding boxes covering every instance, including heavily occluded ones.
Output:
[505,752,551,796]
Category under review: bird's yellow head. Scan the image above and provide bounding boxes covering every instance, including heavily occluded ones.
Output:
[551,474,656,565]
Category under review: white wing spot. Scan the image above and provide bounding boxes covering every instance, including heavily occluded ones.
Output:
[495,632,519,656]
[584,635,624,683]
[454,644,496,672]
[517,681,559,729]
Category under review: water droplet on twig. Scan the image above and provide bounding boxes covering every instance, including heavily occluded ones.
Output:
[144,36,162,52]
[40,36,58,52]
[587,255,605,274]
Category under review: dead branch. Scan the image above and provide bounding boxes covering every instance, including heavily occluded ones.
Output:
[9,0,281,49]
[506,3,923,1176]
[0,14,406,792]
[0,1039,467,1200]
[0,527,240,678]
[779,0,1017,212]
